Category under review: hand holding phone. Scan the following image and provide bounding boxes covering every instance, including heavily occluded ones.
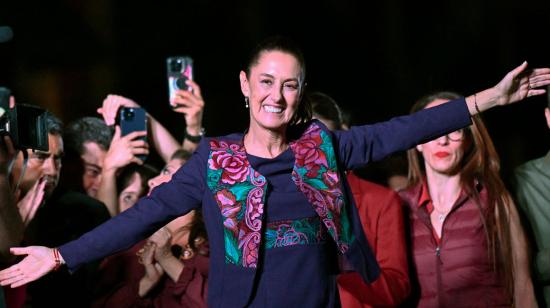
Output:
[116,107,148,162]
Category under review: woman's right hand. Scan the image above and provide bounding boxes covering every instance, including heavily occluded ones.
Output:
[102,126,148,173]
[0,246,58,288]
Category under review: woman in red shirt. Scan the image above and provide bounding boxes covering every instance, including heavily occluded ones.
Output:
[400,91,536,307]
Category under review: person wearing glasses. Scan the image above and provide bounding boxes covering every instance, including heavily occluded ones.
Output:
[399,92,536,307]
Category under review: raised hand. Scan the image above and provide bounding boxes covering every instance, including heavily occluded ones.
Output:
[17,176,46,226]
[97,94,140,126]
[170,80,205,135]
[0,246,58,288]
[103,126,148,172]
[493,61,550,106]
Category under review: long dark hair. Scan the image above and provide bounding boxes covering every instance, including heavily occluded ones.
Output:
[407,91,515,298]
[245,36,312,126]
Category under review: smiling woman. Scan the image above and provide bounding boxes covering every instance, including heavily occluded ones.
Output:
[1,36,550,308]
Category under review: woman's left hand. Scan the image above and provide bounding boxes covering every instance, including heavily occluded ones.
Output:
[493,61,550,106]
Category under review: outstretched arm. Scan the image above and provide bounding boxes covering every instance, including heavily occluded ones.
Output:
[336,62,550,170]
[465,62,550,114]
[0,246,63,287]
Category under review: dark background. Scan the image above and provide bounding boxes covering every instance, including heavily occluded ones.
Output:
[1,0,549,181]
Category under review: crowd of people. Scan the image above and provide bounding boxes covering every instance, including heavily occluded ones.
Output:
[0,36,549,308]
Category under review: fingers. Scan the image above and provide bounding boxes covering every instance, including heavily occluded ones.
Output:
[9,96,15,108]
[123,130,147,141]
[511,61,529,78]
[141,242,155,264]
[100,95,139,126]
[112,126,122,142]
[0,264,20,279]
[186,80,202,98]
[527,89,546,97]
[10,247,31,256]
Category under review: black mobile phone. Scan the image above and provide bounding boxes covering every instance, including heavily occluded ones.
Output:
[117,107,148,161]
[166,56,193,108]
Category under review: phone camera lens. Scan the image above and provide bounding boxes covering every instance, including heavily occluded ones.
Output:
[123,108,134,120]
[175,76,188,90]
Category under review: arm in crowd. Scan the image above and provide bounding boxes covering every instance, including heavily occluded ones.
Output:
[96,127,148,217]
[0,134,23,263]
[506,196,538,307]
[98,79,205,162]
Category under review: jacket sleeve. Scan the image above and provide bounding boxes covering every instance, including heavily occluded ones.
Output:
[59,139,210,272]
[334,98,471,170]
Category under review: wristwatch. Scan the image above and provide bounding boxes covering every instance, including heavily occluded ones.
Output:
[184,127,205,143]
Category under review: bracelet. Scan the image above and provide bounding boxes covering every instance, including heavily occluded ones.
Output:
[184,127,205,143]
[52,248,63,271]
[474,94,481,114]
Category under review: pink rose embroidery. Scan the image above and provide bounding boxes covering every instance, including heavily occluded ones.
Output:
[209,151,250,184]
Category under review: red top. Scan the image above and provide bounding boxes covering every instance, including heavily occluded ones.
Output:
[337,173,410,308]
[92,240,208,308]
[399,181,511,307]
[417,180,443,245]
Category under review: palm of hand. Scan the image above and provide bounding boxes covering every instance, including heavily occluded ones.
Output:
[494,69,530,105]
[0,247,55,288]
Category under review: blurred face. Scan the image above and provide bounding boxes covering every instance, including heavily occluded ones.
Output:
[166,211,196,247]
[13,133,63,198]
[240,51,302,133]
[416,99,466,175]
[148,158,185,195]
[81,141,106,198]
[118,172,142,213]
[313,115,338,131]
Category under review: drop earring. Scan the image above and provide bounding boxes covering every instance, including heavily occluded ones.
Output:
[244,97,249,108]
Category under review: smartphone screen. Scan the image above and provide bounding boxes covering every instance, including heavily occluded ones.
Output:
[118,107,148,161]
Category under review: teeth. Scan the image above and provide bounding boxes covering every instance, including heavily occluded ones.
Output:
[264,105,282,113]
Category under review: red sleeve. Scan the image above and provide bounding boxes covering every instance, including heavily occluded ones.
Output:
[338,175,410,307]
[155,252,209,307]
[91,242,151,308]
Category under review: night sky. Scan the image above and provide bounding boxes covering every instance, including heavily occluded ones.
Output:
[1,0,549,180]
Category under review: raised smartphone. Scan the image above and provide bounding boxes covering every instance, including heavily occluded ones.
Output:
[166,56,193,107]
[117,107,147,161]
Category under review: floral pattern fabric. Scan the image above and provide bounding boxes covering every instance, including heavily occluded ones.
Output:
[265,217,327,249]
[206,122,354,268]
[289,123,354,253]
[207,140,267,268]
